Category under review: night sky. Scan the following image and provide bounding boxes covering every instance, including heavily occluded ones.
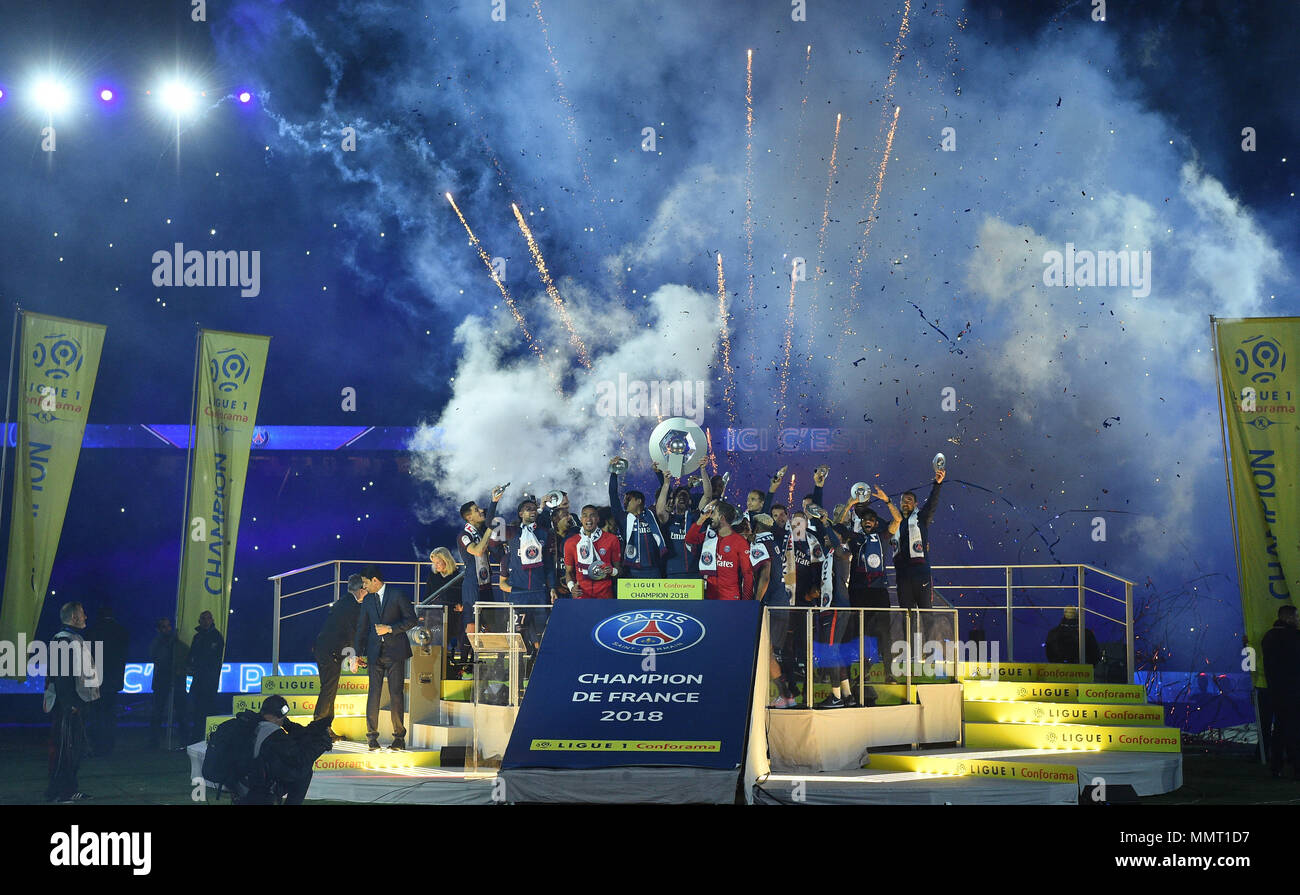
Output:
[0,0,1295,673]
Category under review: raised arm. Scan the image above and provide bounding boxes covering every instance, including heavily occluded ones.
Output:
[920,470,945,526]
[765,464,787,514]
[653,463,671,523]
[811,464,828,507]
[698,472,714,512]
[874,484,903,535]
[608,465,622,514]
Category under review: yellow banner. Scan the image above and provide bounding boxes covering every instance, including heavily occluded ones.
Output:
[867,753,1078,784]
[313,751,441,771]
[231,693,369,715]
[963,700,1164,726]
[617,578,704,599]
[962,681,1146,703]
[960,662,1093,682]
[529,739,720,752]
[175,330,269,649]
[964,722,1180,753]
[1214,318,1300,687]
[0,313,106,656]
[258,674,372,695]
[205,715,233,738]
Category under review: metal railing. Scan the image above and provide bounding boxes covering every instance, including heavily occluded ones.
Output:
[267,559,1135,685]
[927,563,1135,683]
[268,558,482,674]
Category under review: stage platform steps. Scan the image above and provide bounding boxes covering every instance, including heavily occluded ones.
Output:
[959,662,1181,755]
[763,661,1182,802]
[759,748,1181,805]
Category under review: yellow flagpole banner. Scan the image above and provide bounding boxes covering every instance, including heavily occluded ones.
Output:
[1214,318,1300,687]
[175,330,270,649]
[0,313,106,660]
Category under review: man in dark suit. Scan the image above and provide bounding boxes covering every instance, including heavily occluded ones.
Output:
[314,574,367,739]
[88,605,129,756]
[1263,605,1300,778]
[353,565,416,751]
[188,610,226,745]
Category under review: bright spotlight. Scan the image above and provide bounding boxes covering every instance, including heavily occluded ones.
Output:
[159,81,196,113]
[237,90,252,104]
[0,87,6,102]
[32,79,70,113]
[99,88,115,102]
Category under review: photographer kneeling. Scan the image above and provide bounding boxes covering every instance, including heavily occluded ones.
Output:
[204,695,334,805]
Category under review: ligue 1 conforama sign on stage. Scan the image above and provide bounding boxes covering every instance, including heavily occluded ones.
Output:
[500,600,763,803]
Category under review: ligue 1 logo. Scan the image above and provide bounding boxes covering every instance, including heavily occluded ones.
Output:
[32,333,83,380]
[1017,687,1028,698]
[210,347,252,393]
[1235,335,1286,384]
[592,611,707,656]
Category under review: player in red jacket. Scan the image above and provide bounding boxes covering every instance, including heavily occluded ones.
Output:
[684,500,754,600]
[564,505,622,598]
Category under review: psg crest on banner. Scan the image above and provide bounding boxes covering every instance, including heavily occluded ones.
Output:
[592,611,707,656]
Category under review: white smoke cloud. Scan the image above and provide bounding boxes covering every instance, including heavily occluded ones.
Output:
[409,280,718,520]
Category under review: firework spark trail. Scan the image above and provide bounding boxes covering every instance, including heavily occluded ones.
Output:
[800,112,842,384]
[744,49,755,322]
[511,202,593,370]
[830,0,910,369]
[716,252,738,458]
[532,0,625,304]
[706,427,718,475]
[445,193,559,381]
[787,472,796,507]
[881,0,912,101]
[776,259,798,427]
[835,104,901,366]
[790,45,814,189]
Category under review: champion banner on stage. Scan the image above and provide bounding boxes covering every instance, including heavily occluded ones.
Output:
[501,600,762,785]
[1214,317,1300,687]
[0,313,106,663]
[175,330,269,650]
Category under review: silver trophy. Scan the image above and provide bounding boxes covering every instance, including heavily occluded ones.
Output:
[587,558,609,580]
[850,481,870,501]
[805,503,825,519]
[649,417,707,479]
[543,490,565,509]
[932,452,946,472]
[609,457,629,477]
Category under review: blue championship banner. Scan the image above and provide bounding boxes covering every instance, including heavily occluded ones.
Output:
[501,599,763,770]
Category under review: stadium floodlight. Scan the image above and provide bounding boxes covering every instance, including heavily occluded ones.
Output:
[99,87,115,102]
[32,78,70,113]
[237,90,252,104]
[159,80,196,114]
